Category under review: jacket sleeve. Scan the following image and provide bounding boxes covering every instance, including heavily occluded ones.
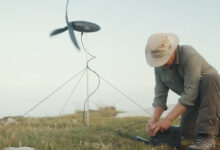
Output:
[153,69,169,110]
[178,46,201,107]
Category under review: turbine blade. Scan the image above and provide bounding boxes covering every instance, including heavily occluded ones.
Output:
[67,23,80,50]
[50,27,68,36]
[65,0,80,50]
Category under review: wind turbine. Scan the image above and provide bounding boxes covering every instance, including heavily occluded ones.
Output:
[50,0,101,126]
[50,0,101,50]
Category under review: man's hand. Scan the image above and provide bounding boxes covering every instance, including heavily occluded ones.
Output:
[151,117,172,136]
[146,119,157,136]
[146,107,164,136]
[149,102,187,136]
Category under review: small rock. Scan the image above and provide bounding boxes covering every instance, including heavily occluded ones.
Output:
[4,147,35,150]
[0,117,17,126]
[5,118,17,126]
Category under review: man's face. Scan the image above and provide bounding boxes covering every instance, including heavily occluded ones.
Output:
[162,51,176,69]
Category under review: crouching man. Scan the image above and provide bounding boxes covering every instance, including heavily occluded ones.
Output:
[145,33,220,150]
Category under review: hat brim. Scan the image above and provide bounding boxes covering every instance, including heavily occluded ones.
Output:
[145,33,179,67]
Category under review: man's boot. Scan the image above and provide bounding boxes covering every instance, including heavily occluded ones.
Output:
[186,134,215,150]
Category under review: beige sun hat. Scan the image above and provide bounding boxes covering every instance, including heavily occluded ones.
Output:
[145,33,179,67]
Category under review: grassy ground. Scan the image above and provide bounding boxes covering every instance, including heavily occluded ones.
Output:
[0,107,191,150]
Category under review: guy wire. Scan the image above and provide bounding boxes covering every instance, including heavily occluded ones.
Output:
[23,68,86,117]
[80,33,153,125]
[0,69,86,134]
[99,76,153,117]
[59,69,87,116]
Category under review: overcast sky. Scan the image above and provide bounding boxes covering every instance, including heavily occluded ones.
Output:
[0,0,220,118]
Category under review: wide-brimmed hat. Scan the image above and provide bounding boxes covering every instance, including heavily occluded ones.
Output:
[145,33,179,67]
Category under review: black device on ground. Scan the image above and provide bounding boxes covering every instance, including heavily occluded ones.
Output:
[134,136,150,144]
[133,126,182,148]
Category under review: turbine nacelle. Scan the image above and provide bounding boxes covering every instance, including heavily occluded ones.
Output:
[50,21,101,36]
[50,0,101,50]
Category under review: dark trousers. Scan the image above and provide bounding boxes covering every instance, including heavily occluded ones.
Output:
[180,74,220,138]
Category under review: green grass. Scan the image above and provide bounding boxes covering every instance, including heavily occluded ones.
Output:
[0,107,184,150]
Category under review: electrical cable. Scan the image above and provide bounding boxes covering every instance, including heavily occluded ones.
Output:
[1,0,153,136]
[81,32,97,60]
[123,120,148,129]
[1,32,152,135]
[82,69,100,125]
[96,120,148,132]
[80,33,101,125]
[79,33,153,125]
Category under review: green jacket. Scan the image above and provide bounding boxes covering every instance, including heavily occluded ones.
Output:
[153,45,217,110]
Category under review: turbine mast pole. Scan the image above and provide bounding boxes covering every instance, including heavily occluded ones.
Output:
[85,36,90,127]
